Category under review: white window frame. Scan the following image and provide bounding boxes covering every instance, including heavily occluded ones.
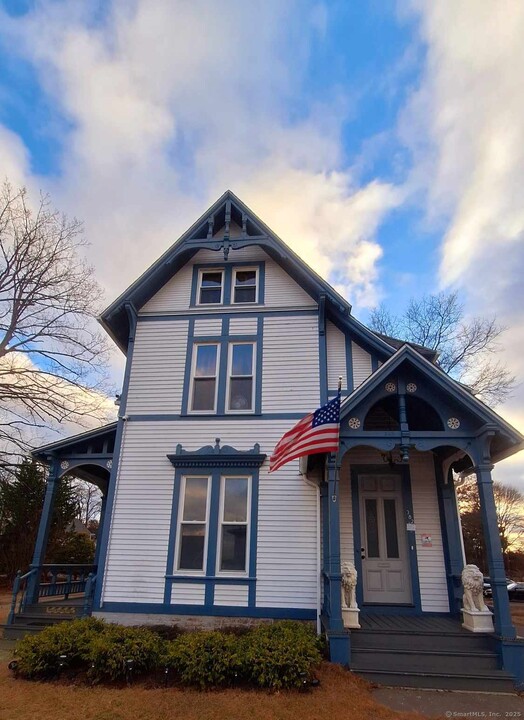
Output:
[225,341,256,414]
[175,475,211,575]
[216,475,251,576]
[232,266,258,305]
[197,268,224,306]
[189,342,220,414]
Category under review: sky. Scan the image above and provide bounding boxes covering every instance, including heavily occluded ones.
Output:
[0,0,523,488]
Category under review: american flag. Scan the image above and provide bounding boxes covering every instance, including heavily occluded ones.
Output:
[269,393,341,473]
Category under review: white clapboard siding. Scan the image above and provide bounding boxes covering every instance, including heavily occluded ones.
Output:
[409,451,449,612]
[214,585,249,607]
[141,262,193,314]
[140,246,316,313]
[339,453,354,566]
[229,317,258,335]
[194,318,222,336]
[102,420,318,610]
[327,321,347,391]
[125,320,188,415]
[352,341,372,388]
[171,584,206,605]
[262,316,320,413]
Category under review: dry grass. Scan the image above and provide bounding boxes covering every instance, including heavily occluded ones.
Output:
[0,663,427,720]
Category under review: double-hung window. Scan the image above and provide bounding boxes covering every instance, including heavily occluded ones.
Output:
[198,270,224,305]
[218,476,250,572]
[191,344,219,412]
[232,268,258,304]
[177,476,210,572]
[227,343,255,412]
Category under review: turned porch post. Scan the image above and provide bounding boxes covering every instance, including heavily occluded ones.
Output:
[473,435,515,638]
[93,491,108,568]
[27,457,61,603]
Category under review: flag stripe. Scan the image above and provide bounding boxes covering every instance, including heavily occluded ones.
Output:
[269,394,341,472]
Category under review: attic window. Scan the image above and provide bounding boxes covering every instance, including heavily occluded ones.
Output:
[198,270,224,305]
[232,268,257,304]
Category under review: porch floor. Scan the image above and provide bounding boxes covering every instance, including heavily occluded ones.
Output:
[357,613,475,634]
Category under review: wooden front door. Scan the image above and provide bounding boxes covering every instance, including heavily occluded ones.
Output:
[359,473,412,604]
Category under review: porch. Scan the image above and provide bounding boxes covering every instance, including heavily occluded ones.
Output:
[318,346,524,689]
[3,422,116,637]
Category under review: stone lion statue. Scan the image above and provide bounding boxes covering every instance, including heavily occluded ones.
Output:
[461,564,489,612]
[341,561,358,609]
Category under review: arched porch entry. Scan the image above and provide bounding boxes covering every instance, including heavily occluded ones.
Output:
[319,345,524,682]
[6,423,116,627]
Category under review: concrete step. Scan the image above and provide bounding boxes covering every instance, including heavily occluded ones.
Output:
[351,647,500,674]
[2,624,45,640]
[351,667,516,692]
[24,603,83,619]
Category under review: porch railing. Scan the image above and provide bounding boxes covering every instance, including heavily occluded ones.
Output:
[7,564,97,624]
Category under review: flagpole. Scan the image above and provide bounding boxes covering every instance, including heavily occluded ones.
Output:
[331,376,342,502]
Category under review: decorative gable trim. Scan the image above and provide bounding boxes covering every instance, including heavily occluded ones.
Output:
[167,438,266,469]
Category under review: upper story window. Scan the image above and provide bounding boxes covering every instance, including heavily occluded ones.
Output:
[191,344,219,412]
[177,475,210,572]
[227,343,255,412]
[198,270,224,305]
[232,268,258,304]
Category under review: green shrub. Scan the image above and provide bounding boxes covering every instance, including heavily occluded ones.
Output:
[241,621,322,689]
[164,631,241,688]
[15,617,104,678]
[87,625,164,682]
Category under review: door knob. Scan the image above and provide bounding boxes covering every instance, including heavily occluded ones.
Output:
[361,547,366,559]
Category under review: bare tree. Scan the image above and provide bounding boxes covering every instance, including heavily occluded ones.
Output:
[370,291,515,404]
[494,483,524,556]
[0,182,112,465]
[72,479,102,525]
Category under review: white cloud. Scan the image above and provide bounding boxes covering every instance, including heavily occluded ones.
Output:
[0,0,400,320]
[401,0,524,489]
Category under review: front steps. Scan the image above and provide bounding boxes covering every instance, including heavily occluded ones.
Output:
[350,614,516,692]
[2,601,84,640]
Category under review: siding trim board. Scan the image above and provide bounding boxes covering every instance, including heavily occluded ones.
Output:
[96,603,316,620]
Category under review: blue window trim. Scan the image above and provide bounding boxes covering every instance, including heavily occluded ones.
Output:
[190,261,265,308]
[164,442,265,608]
[350,463,422,614]
[181,314,263,416]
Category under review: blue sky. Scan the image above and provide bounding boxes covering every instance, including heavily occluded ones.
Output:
[0,0,523,487]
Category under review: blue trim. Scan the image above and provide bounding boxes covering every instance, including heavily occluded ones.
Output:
[138,309,318,322]
[350,464,422,613]
[180,317,195,416]
[93,304,137,611]
[318,296,328,405]
[128,412,305,421]
[215,317,230,414]
[164,464,261,610]
[164,470,183,604]
[205,473,221,605]
[96,601,316,620]
[255,317,263,415]
[190,261,265,309]
[371,356,379,373]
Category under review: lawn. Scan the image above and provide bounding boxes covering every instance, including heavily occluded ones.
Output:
[1,592,522,720]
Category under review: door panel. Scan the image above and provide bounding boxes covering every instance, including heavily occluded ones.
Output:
[359,474,412,604]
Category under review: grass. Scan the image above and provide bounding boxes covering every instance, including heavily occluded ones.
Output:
[0,663,426,720]
[1,591,523,720]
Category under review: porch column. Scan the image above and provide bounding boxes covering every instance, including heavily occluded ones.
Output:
[27,458,60,603]
[323,454,350,664]
[93,491,108,568]
[475,462,515,638]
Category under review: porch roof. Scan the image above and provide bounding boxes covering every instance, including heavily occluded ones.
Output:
[31,422,117,462]
[339,344,524,465]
